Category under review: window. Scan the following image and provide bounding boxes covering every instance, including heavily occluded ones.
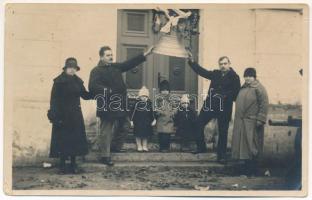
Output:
[122,11,148,37]
[127,13,145,32]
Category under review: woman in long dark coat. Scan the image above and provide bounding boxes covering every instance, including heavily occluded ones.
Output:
[47,57,92,174]
[231,68,269,176]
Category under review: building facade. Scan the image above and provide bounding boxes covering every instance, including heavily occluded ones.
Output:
[4,4,307,165]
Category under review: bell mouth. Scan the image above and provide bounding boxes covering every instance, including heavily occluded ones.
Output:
[153,34,188,58]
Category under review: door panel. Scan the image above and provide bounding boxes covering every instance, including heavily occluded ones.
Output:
[124,47,145,89]
[169,56,186,91]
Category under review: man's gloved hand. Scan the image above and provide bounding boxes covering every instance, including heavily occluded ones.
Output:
[151,119,157,126]
[144,46,154,57]
[186,48,194,62]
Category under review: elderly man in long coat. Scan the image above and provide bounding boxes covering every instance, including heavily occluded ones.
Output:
[88,46,153,166]
[231,68,269,175]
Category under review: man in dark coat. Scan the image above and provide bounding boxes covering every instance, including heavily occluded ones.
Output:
[48,57,92,174]
[187,51,241,163]
[88,46,154,165]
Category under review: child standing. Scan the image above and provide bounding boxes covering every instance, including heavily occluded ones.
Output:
[155,80,175,152]
[173,94,197,152]
[130,86,156,152]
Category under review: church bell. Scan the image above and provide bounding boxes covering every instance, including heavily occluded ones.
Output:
[153,34,189,58]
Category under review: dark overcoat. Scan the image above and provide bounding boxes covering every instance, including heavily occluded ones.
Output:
[130,99,155,138]
[231,80,269,160]
[173,106,197,140]
[48,72,92,158]
[88,54,146,120]
[188,61,241,121]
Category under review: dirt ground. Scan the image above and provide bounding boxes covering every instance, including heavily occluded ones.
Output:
[12,162,298,191]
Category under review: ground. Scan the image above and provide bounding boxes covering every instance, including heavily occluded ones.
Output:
[12,161,298,190]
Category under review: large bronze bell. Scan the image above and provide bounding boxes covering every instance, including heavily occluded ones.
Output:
[153,33,189,58]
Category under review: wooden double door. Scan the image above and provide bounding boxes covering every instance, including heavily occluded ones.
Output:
[117,9,198,100]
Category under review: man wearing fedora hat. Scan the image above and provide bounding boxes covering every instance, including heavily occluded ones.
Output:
[89,45,154,166]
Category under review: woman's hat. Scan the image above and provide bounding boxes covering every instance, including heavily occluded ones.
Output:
[180,94,190,104]
[244,67,256,78]
[63,57,80,71]
[138,86,149,97]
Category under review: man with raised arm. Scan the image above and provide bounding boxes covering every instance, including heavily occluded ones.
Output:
[187,50,241,164]
[89,46,154,166]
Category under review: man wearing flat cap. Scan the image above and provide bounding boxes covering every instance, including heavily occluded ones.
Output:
[89,45,154,166]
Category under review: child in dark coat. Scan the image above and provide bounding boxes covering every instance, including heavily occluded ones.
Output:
[130,86,156,152]
[174,94,197,152]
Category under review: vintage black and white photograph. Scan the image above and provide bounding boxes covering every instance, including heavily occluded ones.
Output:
[3,2,309,196]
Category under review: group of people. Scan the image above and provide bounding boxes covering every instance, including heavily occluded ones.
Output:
[47,45,269,176]
[130,83,197,153]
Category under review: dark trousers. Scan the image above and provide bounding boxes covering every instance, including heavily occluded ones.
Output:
[196,109,231,159]
[180,138,191,149]
[244,157,258,176]
[98,117,128,157]
[158,133,171,151]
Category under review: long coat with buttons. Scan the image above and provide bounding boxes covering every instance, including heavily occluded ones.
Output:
[231,80,269,160]
[155,94,176,134]
[48,72,92,158]
[88,54,146,120]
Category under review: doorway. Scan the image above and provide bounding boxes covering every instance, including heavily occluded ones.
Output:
[117,9,199,101]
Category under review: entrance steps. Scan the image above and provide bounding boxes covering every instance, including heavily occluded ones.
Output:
[85,152,219,162]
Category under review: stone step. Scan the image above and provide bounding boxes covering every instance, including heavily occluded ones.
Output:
[90,142,218,152]
[86,131,204,144]
[80,161,225,168]
[123,133,194,143]
[85,152,218,162]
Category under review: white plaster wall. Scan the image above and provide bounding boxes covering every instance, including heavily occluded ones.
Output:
[198,7,303,105]
[5,4,117,165]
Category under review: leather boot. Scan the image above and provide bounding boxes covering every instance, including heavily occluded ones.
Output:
[101,157,114,166]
